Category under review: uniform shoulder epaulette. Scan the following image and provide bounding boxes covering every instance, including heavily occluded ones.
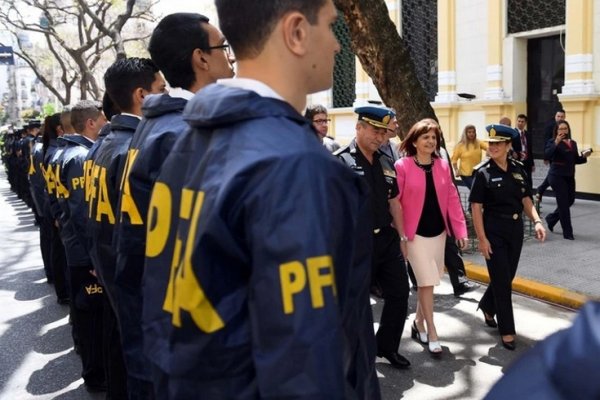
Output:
[509,158,524,167]
[473,159,490,171]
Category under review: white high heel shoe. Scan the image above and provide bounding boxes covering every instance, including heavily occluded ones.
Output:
[428,340,442,356]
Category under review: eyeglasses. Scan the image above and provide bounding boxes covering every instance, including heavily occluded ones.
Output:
[207,44,232,56]
[313,119,331,125]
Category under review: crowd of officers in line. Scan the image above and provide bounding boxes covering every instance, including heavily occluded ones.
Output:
[0,1,574,398]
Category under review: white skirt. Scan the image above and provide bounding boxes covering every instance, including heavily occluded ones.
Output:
[407,232,446,287]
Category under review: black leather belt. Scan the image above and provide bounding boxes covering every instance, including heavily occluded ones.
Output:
[485,212,521,221]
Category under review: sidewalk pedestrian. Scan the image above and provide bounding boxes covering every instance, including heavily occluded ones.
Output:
[469,124,546,350]
[395,118,468,356]
[544,120,591,240]
[451,124,488,189]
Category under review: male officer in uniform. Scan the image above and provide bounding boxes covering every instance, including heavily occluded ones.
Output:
[141,0,379,398]
[335,105,411,369]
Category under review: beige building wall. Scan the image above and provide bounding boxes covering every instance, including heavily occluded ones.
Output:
[313,0,598,194]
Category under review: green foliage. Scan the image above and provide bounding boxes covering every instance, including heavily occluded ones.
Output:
[20,108,41,120]
[42,103,56,117]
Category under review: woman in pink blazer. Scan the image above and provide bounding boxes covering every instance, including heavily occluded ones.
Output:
[394,119,468,355]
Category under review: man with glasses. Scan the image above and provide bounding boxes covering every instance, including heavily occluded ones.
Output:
[113,13,234,398]
[305,104,340,152]
[335,105,411,369]
[140,0,380,397]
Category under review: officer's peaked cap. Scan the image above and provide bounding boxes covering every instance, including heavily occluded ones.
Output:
[354,106,395,129]
[484,124,517,142]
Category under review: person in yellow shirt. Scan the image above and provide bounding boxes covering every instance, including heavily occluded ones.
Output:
[451,124,488,188]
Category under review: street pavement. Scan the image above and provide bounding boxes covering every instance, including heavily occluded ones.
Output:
[0,166,582,400]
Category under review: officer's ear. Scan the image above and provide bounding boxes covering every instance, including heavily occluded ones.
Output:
[193,48,210,71]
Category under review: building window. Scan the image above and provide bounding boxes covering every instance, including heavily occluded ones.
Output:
[402,0,438,102]
[507,0,565,34]
[332,16,356,108]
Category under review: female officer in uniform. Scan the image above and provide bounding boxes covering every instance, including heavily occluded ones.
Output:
[469,125,546,350]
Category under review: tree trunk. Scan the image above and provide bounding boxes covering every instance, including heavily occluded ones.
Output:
[333,0,437,137]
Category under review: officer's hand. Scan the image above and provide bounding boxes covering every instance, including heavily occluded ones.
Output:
[535,224,546,242]
[478,238,492,260]
[457,238,468,250]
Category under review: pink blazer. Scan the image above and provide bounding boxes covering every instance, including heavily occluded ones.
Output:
[394,157,467,240]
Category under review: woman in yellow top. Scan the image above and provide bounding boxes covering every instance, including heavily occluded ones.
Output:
[451,125,488,188]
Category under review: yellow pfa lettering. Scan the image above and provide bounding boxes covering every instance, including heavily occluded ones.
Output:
[172,190,224,332]
[279,256,337,315]
[54,164,69,199]
[85,284,104,295]
[28,154,35,175]
[84,159,94,203]
[279,261,307,314]
[146,182,172,258]
[46,165,56,195]
[95,167,115,224]
[71,176,85,190]
[307,256,336,309]
[119,149,142,224]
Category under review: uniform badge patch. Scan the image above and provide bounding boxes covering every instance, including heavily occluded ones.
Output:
[512,173,524,181]
[383,169,396,178]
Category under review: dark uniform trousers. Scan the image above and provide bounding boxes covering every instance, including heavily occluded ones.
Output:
[39,216,53,281]
[479,216,523,336]
[69,266,105,386]
[50,225,69,302]
[373,227,409,353]
[546,174,576,237]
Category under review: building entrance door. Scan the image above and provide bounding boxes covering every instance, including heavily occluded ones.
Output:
[527,35,565,158]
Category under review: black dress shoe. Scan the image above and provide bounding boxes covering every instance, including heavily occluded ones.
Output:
[479,308,497,328]
[564,235,574,240]
[502,339,516,351]
[377,351,411,369]
[454,281,480,297]
[545,216,556,232]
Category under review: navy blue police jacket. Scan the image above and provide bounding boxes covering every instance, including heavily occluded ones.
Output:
[42,138,59,221]
[113,95,189,382]
[57,134,94,267]
[87,115,139,293]
[544,138,587,177]
[143,83,380,399]
[47,137,68,222]
[115,93,188,290]
[28,137,47,217]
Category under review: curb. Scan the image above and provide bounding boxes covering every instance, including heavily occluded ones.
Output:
[463,261,589,310]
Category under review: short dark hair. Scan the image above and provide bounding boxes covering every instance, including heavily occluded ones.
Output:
[304,104,328,120]
[399,118,441,158]
[71,100,103,133]
[148,13,210,89]
[216,0,326,60]
[102,91,120,121]
[517,114,527,121]
[42,113,62,154]
[103,57,159,112]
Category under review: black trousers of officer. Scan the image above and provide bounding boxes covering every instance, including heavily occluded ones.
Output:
[50,224,69,301]
[69,266,105,387]
[39,215,53,281]
[373,227,409,354]
[478,216,523,336]
[546,174,576,238]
